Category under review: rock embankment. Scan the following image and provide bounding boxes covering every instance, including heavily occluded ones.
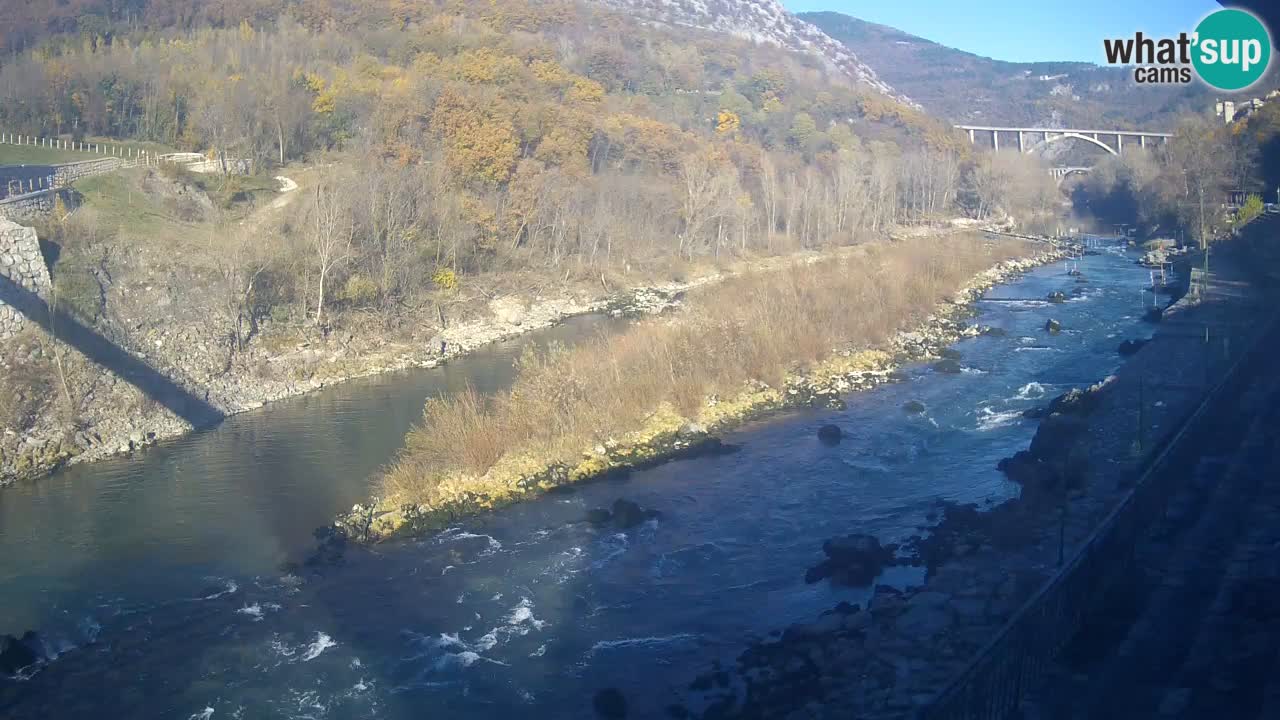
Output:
[674,243,1271,720]
[2,235,890,485]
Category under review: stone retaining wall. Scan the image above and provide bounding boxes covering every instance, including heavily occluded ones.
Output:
[0,189,62,223]
[54,157,125,184]
[0,217,51,339]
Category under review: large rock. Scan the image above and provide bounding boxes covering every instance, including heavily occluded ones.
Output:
[1046,291,1067,304]
[1045,319,1062,335]
[816,424,843,445]
[998,450,1052,486]
[586,499,660,530]
[806,534,895,587]
[903,400,926,414]
[1045,387,1102,416]
[488,296,528,326]
[1118,339,1148,356]
[0,633,38,674]
[895,593,953,639]
[593,688,628,719]
[1029,413,1088,460]
[610,499,647,529]
[931,358,963,374]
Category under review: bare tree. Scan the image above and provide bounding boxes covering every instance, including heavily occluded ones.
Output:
[208,222,273,355]
[306,176,355,328]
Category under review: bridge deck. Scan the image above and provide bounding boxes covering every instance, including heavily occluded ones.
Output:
[955,125,1173,137]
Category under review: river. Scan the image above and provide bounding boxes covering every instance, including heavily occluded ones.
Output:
[0,244,1157,719]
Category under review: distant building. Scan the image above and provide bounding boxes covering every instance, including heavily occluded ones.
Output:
[1216,93,1274,124]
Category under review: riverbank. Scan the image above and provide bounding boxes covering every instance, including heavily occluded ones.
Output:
[675,238,1275,719]
[1,233,958,486]
[335,233,1067,544]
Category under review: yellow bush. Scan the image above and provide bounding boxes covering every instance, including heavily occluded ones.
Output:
[432,267,459,291]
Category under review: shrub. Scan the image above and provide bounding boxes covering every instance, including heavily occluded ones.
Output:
[340,274,379,306]
[432,267,459,291]
[1236,194,1265,226]
[51,263,103,322]
[382,233,1033,505]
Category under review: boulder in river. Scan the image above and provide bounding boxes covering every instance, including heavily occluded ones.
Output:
[1046,387,1100,416]
[1029,413,1088,461]
[805,534,896,587]
[937,348,963,360]
[610,499,647,528]
[981,326,1008,337]
[1118,339,1148,356]
[593,688,628,719]
[1045,319,1062,335]
[0,633,39,674]
[817,424,843,445]
[1047,291,1067,304]
[1142,307,1164,324]
[998,450,1052,487]
[931,358,963,374]
[587,500,661,529]
[585,508,613,526]
[903,400,927,414]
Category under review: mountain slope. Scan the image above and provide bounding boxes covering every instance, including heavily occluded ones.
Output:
[800,10,1246,129]
[598,0,913,105]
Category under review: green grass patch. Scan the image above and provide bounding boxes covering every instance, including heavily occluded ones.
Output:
[0,136,180,167]
[188,171,280,209]
[73,169,193,238]
[0,144,94,166]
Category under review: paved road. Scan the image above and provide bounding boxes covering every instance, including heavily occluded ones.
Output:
[0,165,57,200]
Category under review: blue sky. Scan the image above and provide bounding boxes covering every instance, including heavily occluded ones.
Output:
[784,0,1224,64]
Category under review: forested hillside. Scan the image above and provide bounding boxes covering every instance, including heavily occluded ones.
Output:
[0,0,1054,294]
[0,0,1064,483]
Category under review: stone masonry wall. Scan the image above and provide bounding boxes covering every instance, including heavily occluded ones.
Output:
[0,217,52,339]
[0,190,58,223]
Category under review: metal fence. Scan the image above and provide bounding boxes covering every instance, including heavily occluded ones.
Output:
[917,311,1279,720]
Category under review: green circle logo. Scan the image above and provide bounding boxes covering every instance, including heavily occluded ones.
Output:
[1193,9,1271,91]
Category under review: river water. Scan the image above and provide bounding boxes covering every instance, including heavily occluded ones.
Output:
[0,245,1157,719]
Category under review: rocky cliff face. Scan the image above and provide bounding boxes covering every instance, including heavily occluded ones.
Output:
[594,0,913,105]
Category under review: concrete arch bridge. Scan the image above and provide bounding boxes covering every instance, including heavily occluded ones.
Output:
[956,126,1173,155]
[958,125,1174,183]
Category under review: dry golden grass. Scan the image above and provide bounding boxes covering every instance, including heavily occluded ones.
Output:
[383,233,1033,503]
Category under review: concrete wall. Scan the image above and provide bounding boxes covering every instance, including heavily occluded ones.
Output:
[0,217,52,339]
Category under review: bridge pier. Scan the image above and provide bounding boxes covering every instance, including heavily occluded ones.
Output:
[1017,131,1024,152]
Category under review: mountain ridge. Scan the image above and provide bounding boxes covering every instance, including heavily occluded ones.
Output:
[597,0,915,105]
[800,10,1259,129]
